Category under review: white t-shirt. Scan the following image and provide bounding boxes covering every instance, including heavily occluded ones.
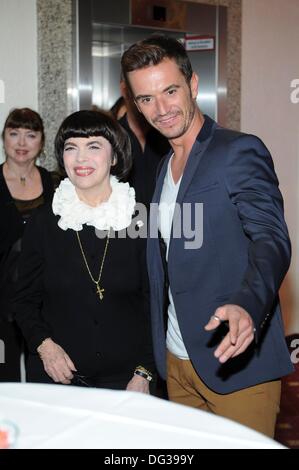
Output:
[158,156,189,360]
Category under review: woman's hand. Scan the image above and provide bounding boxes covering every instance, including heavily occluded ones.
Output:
[126,374,150,394]
[37,338,77,384]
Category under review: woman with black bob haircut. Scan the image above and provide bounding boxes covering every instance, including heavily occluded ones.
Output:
[55,110,131,179]
[14,109,155,392]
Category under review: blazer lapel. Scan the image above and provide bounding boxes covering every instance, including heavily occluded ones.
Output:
[167,128,215,261]
[147,151,172,279]
[148,118,215,271]
[175,134,213,206]
[151,151,172,204]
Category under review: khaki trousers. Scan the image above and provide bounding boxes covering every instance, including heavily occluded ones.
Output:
[167,351,281,438]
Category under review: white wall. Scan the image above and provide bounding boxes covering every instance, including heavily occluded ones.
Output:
[241,0,299,333]
[0,0,38,162]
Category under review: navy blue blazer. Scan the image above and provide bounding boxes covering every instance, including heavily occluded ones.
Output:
[147,116,293,394]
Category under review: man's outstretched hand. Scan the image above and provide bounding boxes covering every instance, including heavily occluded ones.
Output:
[204,304,255,363]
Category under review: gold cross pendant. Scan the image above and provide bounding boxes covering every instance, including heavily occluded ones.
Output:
[96,284,105,300]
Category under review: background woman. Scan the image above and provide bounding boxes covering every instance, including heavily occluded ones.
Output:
[0,107,58,382]
[14,110,154,392]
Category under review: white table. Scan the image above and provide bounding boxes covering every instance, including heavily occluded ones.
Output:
[0,383,285,449]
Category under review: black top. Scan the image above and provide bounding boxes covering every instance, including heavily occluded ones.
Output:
[14,204,154,386]
[0,164,56,321]
[119,114,170,207]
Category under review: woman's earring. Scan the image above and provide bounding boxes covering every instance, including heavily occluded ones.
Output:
[39,148,48,163]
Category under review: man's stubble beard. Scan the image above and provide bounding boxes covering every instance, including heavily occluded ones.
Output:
[153,101,196,140]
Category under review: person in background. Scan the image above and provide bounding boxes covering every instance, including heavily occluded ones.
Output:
[117,79,170,208]
[14,110,155,392]
[110,96,127,121]
[121,35,293,437]
[0,108,59,382]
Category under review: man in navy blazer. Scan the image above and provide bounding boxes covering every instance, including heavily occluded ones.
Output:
[121,36,293,437]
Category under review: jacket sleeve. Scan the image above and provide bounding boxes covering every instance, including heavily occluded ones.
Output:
[14,209,52,353]
[224,134,291,338]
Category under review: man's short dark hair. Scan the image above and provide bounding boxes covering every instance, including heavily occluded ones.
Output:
[121,35,193,89]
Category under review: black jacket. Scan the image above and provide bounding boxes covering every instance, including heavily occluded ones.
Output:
[0,164,55,321]
[14,204,154,386]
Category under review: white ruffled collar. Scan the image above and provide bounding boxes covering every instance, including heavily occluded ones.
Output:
[52,176,136,231]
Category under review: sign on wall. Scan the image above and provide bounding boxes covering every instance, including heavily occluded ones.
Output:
[185,35,215,52]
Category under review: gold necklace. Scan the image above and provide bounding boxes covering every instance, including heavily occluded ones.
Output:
[76,229,110,300]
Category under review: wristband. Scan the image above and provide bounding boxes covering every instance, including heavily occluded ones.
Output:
[134,366,153,382]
